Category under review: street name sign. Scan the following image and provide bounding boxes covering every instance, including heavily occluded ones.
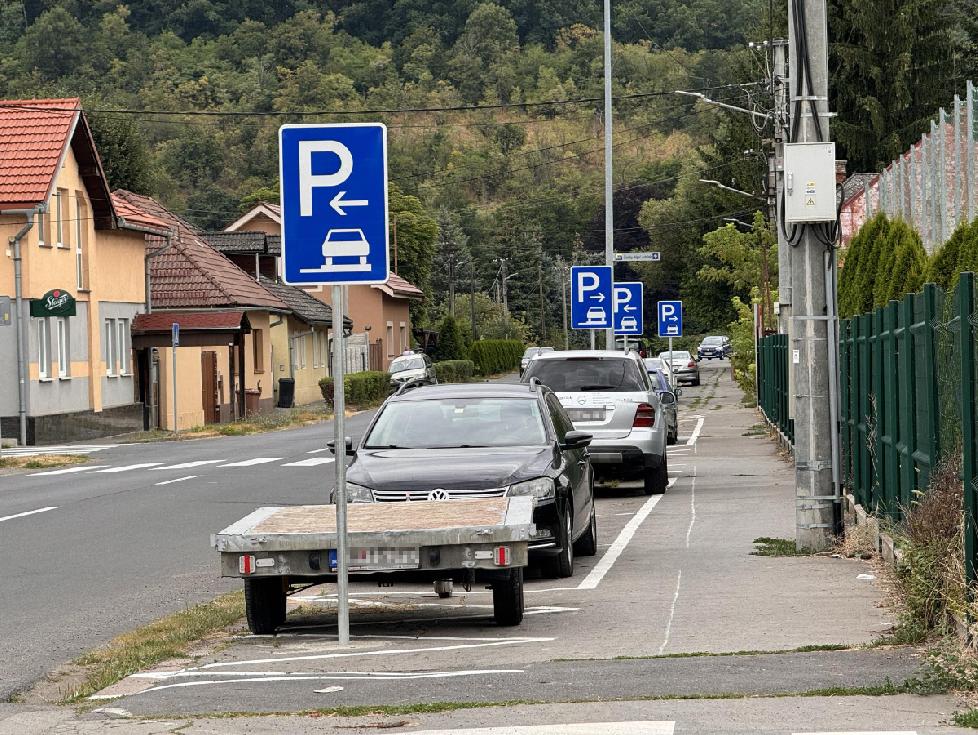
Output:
[279,123,390,286]
[657,300,682,338]
[613,252,660,262]
[570,266,613,330]
[613,282,643,335]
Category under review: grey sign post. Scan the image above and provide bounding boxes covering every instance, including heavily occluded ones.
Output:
[171,322,179,433]
[0,296,6,456]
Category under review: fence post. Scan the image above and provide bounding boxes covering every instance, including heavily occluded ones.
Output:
[955,95,963,231]
[969,80,976,224]
[881,301,900,518]
[899,293,916,509]
[959,273,977,595]
[839,319,851,490]
[921,283,942,488]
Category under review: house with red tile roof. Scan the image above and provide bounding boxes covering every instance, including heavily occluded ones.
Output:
[0,98,156,444]
[223,201,424,370]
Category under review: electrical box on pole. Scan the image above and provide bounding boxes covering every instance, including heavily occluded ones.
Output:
[783,142,837,223]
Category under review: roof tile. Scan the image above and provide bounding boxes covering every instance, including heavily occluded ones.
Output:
[0,98,78,207]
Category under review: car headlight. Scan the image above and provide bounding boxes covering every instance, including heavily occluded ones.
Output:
[508,477,555,500]
[329,483,374,503]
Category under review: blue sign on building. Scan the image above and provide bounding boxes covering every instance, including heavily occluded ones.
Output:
[279,124,390,285]
[657,300,683,338]
[570,266,613,330]
[613,282,643,335]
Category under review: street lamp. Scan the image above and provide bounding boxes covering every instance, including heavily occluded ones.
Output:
[723,217,755,229]
[698,179,765,201]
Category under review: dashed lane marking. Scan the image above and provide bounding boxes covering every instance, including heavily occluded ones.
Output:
[686,416,705,446]
[281,457,336,467]
[577,477,676,590]
[27,465,107,476]
[96,463,164,473]
[793,732,917,735]
[150,460,226,471]
[0,506,57,523]
[307,448,330,454]
[218,458,282,467]
[686,467,697,548]
[657,569,682,655]
[154,475,197,486]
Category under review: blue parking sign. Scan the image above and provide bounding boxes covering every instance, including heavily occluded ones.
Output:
[613,282,643,335]
[570,266,612,330]
[279,124,389,285]
[657,300,683,337]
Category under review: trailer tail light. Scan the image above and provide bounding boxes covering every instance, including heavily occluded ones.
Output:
[633,403,655,428]
[494,546,511,566]
[239,555,255,575]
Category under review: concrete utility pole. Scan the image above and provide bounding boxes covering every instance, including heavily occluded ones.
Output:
[787,0,836,551]
[773,39,791,336]
[603,0,615,350]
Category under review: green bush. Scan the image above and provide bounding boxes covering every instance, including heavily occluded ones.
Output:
[469,339,524,375]
[319,371,391,408]
[434,359,475,383]
[876,219,925,305]
[434,315,464,361]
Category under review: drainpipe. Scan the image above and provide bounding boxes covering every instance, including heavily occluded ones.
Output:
[3,206,40,445]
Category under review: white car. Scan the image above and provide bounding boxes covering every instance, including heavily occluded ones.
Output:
[322,228,370,271]
[585,306,606,324]
[619,316,638,332]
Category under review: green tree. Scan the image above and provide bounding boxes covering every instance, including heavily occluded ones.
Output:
[86,111,153,194]
[21,6,88,79]
[838,212,891,317]
[389,184,439,322]
[876,219,926,305]
[434,314,464,360]
[924,220,968,288]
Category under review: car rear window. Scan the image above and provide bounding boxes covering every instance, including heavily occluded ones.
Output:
[525,358,647,392]
[703,336,724,345]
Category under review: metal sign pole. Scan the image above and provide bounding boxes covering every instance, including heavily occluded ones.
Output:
[590,330,596,350]
[171,323,179,433]
[332,285,350,645]
[669,336,674,390]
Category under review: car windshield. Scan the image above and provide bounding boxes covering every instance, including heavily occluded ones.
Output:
[389,356,425,373]
[364,397,548,448]
[644,358,665,371]
[703,336,724,345]
[660,351,691,361]
[525,358,647,392]
[522,347,541,358]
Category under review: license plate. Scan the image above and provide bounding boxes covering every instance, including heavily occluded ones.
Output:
[568,409,606,422]
[328,547,420,572]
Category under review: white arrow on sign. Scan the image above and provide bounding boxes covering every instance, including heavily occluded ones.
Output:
[593,292,606,303]
[624,305,637,312]
[330,190,369,216]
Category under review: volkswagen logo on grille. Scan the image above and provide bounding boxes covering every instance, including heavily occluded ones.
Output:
[577,396,587,405]
[427,488,450,501]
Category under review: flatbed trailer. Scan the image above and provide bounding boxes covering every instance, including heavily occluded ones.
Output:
[213,497,535,633]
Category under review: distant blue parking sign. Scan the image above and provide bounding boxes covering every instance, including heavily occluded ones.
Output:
[279,124,389,285]
[657,300,683,337]
[613,282,643,335]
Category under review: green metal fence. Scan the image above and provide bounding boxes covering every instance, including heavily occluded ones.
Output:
[836,273,978,590]
[758,333,793,442]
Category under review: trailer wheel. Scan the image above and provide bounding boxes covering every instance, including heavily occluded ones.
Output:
[244,577,286,635]
[492,568,524,626]
[434,579,454,599]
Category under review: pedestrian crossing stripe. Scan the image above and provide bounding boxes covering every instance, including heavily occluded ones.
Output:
[402,724,675,735]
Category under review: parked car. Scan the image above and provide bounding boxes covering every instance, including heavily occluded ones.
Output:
[522,350,669,494]
[649,368,679,445]
[388,352,437,388]
[520,346,555,376]
[697,335,731,360]
[643,357,673,387]
[335,382,596,579]
[658,350,700,386]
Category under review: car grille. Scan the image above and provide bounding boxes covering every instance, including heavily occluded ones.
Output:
[372,487,509,502]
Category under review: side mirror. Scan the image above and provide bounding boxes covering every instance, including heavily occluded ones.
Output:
[560,430,592,450]
[675,388,683,397]
[328,436,355,456]
[659,392,676,405]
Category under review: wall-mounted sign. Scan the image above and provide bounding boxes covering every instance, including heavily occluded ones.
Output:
[0,296,10,326]
[30,289,76,318]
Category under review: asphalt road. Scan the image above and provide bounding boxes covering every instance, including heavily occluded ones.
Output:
[0,409,378,700]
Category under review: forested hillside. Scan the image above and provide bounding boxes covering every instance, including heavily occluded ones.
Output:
[0,0,774,339]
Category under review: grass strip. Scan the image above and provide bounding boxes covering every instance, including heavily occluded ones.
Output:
[751,536,806,556]
[0,453,88,470]
[955,709,978,728]
[66,591,244,703]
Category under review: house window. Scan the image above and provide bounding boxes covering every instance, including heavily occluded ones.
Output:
[55,188,68,247]
[104,319,116,376]
[37,207,47,246]
[301,335,307,370]
[399,322,407,352]
[253,329,264,373]
[117,318,130,374]
[75,194,87,290]
[312,331,319,369]
[57,317,70,378]
[386,322,394,356]
[37,319,50,379]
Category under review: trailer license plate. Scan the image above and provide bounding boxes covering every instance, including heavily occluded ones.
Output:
[328,547,420,572]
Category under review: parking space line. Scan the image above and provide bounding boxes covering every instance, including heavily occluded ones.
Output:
[27,465,107,476]
[281,458,336,467]
[686,417,705,446]
[0,506,57,523]
[154,475,197,486]
[577,477,676,590]
[401,723,676,735]
[96,463,163,473]
[657,569,682,655]
[686,467,697,548]
[150,460,225,471]
[218,458,282,467]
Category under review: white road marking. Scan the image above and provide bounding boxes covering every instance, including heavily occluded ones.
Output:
[281,458,336,467]
[150,460,225,471]
[96,463,163,473]
[794,732,917,735]
[0,506,57,523]
[614,512,635,516]
[403,723,675,735]
[577,477,675,590]
[686,416,705,446]
[154,475,197,486]
[657,569,682,655]
[1,444,116,457]
[686,468,697,548]
[27,465,107,476]
[218,458,282,467]
[307,448,330,454]
[314,686,344,693]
